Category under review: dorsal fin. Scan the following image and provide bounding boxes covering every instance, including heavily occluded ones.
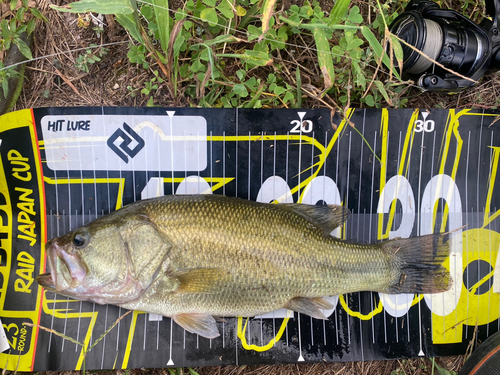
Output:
[281,203,350,235]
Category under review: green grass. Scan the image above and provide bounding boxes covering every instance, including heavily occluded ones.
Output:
[48,0,416,110]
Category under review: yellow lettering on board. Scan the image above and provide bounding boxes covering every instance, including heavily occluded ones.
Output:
[17,234,36,247]
[18,224,36,239]
[12,171,31,182]
[8,150,31,181]
[7,150,28,162]
[16,188,36,244]
[18,200,36,215]
[14,187,34,202]
[16,267,34,283]
[17,251,34,264]
[14,278,32,293]
[14,251,35,293]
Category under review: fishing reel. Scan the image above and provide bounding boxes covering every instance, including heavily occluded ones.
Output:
[388,0,500,91]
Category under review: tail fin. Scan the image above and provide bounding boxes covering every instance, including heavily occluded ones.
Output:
[383,233,452,294]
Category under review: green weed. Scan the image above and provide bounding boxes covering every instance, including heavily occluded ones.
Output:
[51,0,411,109]
[431,358,458,375]
[75,44,109,73]
[0,0,46,100]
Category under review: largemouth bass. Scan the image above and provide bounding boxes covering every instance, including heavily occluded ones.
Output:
[37,195,451,338]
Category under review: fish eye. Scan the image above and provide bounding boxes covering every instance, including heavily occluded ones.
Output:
[72,230,89,249]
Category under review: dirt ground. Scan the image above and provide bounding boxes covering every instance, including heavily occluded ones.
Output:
[6,0,500,374]
[31,357,465,375]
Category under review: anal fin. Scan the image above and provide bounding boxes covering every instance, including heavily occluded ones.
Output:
[173,313,220,338]
[285,297,333,320]
[310,296,334,310]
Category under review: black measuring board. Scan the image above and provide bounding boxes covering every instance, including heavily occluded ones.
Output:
[0,107,499,371]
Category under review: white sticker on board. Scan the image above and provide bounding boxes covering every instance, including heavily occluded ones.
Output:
[41,114,208,172]
[493,241,500,294]
[0,318,10,353]
[148,313,163,322]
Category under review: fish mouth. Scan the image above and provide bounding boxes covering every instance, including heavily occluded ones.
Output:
[37,238,87,291]
[37,272,55,289]
[37,239,58,289]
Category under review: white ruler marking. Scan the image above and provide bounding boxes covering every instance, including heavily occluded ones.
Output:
[346,132,351,346]
[100,305,109,369]
[167,319,174,365]
[369,131,377,344]
[465,131,471,339]
[297,313,304,361]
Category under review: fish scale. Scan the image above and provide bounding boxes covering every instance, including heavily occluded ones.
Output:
[37,194,451,338]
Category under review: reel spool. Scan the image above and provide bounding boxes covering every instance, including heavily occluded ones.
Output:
[389,0,500,91]
[458,330,500,375]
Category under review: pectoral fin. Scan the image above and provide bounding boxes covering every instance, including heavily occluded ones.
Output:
[173,313,220,338]
[285,297,333,320]
[281,203,350,235]
[170,268,232,294]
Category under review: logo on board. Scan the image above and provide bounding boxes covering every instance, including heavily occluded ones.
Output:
[107,123,145,163]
